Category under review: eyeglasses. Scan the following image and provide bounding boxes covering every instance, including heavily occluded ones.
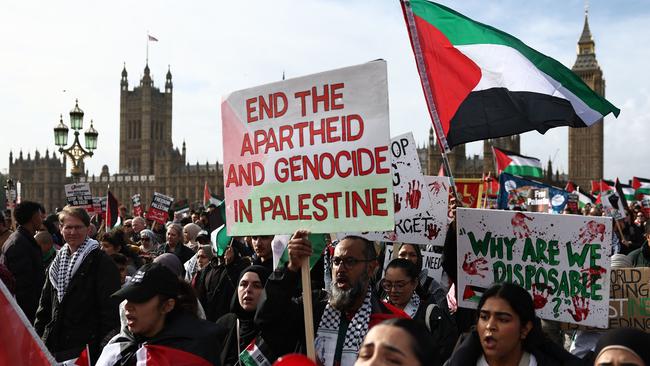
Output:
[331,256,373,268]
[381,280,411,292]
[62,225,87,232]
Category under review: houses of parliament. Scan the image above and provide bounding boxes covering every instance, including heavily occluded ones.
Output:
[5,13,606,213]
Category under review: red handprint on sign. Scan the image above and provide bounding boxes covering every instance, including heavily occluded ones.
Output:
[428,181,442,196]
[462,252,488,278]
[567,296,590,322]
[581,265,607,288]
[394,195,402,214]
[425,223,441,240]
[405,180,422,209]
[578,220,606,244]
[531,283,551,309]
[511,212,533,239]
[384,231,398,241]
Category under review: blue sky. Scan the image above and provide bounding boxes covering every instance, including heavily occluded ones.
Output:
[1,0,648,182]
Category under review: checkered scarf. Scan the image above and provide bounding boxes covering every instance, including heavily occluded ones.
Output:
[49,237,99,302]
[315,287,372,366]
[403,292,421,318]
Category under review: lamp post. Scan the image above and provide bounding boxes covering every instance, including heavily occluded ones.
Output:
[53,99,99,181]
[3,178,16,229]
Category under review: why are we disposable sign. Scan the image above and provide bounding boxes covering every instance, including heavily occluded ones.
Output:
[221,61,393,235]
[457,208,612,328]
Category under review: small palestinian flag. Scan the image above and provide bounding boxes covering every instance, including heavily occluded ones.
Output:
[203,182,222,208]
[400,0,619,149]
[462,284,487,303]
[615,179,635,208]
[576,188,596,209]
[240,338,272,366]
[633,177,650,197]
[493,147,543,178]
[591,180,614,195]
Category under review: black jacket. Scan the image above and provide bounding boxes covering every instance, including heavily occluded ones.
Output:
[197,259,248,322]
[35,248,121,363]
[0,226,44,323]
[444,329,581,366]
[104,311,225,365]
[412,296,458,365]
[161,242,195,267]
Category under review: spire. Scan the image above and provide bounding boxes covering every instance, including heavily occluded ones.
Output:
[572,3,598,71]
[121,62,128,77]
[121,62,128,90]
[579,7,593,45]
[165,65,173,92]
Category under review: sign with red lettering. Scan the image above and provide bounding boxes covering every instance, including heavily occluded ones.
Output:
[221,61,394,235]
[132,194,143,217]
[64,183,93,212]
[146,192,174,225]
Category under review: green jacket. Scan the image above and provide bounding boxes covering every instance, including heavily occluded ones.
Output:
[627,242,650,267]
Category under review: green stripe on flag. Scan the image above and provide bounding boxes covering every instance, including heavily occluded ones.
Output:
[503,165,543,179]
[277,233,328,270]
[409,0,620,119]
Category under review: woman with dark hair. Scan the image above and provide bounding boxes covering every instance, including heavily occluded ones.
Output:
[355,318,436,366]
[592,327,650,366]
[215,265,273,366]
[99,228,143,275]
[395,243,445,302]
[445,282,580,366]
[381,258,457,365]
[95,263,223,365]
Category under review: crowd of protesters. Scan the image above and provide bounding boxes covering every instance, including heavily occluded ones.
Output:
[1,198,650,366]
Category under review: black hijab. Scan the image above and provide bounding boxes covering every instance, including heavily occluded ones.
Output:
[594,327,650,364]
[228,265,271,345]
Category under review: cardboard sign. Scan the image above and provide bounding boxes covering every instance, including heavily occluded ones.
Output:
[527,188,550,212]
[132,194,143,217]
[457,208,612,328]
[455,179,484,208]
[340,176,449,246]
[222,61,393,235]
[64,183,93,211]
[390,133,433,219]
[146,192,174,225]
[384,243,443,282]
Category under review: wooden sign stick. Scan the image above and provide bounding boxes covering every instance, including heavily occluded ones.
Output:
[301,257,316,361]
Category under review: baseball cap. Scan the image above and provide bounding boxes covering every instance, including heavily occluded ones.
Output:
[111,263,179,303]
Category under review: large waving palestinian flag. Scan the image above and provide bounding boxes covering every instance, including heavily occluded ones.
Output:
[633,177,650,198]
[492,147,543,178]
[401,0,620,148]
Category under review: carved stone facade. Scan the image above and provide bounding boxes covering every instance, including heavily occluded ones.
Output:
[568,13,605,188]
[9,63,224,213]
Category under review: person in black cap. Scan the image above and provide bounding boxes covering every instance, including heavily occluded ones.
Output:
[96,263,225,365]
[592,327,650,366]
[215,265,274,366]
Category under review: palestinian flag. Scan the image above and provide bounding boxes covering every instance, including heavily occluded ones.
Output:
[462,285,486,303]
[633,177,650,197]
[239,338,272,366]
[493,147,543,178]
[401,0,620,149]
[106,190,120,230]
[591,180,614,195]
[576,188,596,210]
[76,343,211,366]
[203,182,222,208]
[615,179,635,208]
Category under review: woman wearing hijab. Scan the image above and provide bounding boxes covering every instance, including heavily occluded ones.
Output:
[138,229,162,263]
[183,223,202,252]
[592,327,650,366]
[215,265,273,366]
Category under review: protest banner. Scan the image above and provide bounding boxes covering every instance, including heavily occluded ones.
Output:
[498,172,568,213]
[566,193,579,214]
[389,133,433,219]
[146,192,174,225]
[457,208,612,328]
[339,176,449,246]
[526,188,550,212]
[132,194,143,217]
[384,243,443,282]
[454,179,484,208]
[601,192,624,221]
[222,60,393,236]
[64,183,93,211]
[92,197,103,215]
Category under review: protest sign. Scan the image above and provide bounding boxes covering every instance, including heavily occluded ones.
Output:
[99,196,107,215]
[91,197,103,215]
[222,60,393,235]
[457,208,612,327]
[64,183,93,211]
[498,172,568,213]
[146,192,174,224]
[383,243,443,282]
[339,176,449,245]
[566,193,579,214]
[601,192,624,220]
[455,179,484,208]
[526,188,550,212]
[132,194,143,217]
[643,198,650,218]
[389,133,433,219]
[562,268,650,331]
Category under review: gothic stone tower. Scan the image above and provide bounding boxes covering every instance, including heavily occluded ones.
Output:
[569,12,605,187]
[119,63,173,175]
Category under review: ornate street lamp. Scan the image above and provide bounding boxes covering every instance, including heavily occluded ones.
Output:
[53,99,99,180]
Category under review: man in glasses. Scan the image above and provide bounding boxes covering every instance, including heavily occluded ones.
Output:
[256,230,408,365]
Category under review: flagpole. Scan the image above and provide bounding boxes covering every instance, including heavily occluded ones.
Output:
[146,32,149,64]
[401,0,462,207]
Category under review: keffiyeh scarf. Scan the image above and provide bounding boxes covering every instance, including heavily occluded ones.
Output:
[403,292,421,318]
[315,287,372,366]
[49,237,99,302]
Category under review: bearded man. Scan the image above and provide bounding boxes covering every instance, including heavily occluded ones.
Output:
[256,230,407,366]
